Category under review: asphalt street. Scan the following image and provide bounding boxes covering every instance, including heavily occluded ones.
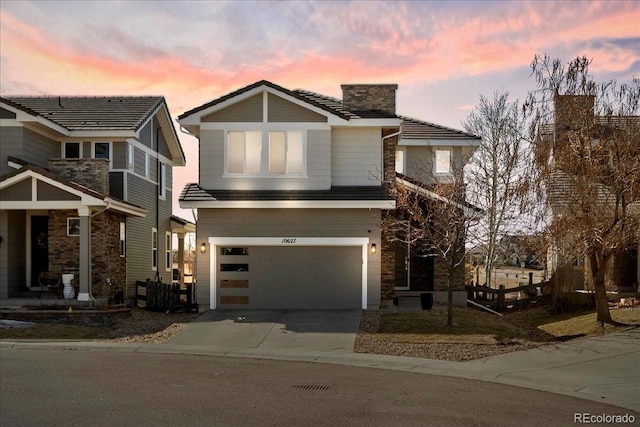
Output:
[1,348,637,427]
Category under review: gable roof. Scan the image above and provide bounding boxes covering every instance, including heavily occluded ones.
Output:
[178,80,477,142]
[1,95,186,166]
[178,80,399,123]
[0,164,146,217]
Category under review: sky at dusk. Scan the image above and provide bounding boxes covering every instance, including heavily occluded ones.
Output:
[1,0,638,220]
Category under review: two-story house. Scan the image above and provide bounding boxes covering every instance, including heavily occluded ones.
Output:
[178,81,480,310]
[543,95,640,292]
[0,96,192,303]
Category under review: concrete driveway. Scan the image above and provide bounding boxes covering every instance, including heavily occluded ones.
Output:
[166,309,362,354]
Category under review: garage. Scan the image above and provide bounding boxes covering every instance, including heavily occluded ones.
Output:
[210,237,369,309]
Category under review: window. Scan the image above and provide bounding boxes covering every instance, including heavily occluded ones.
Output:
[67,218,80,236]
[434,149,451,174]
[127,144,134,170]
[268,131,303,174]
[64,142,81,159]
[159,162,166,199]
[145,154,150,178]
[228,131,262,174]
[151,228,158,271]
[94,142,110,160]
[120,222,126,257]
[165,232,172,271]
[395,149,405,174]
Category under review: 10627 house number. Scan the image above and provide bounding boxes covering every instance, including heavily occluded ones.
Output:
[281,238,297,244]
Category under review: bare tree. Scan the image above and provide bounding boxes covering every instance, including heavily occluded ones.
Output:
[384,167,482,326]
[523,55,640,324]
[464,91,528,287]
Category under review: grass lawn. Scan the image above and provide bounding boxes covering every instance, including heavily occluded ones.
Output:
[0,323,110,340]
[375,305,640,345]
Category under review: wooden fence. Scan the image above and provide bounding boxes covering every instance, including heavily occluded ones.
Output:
[135,279,198,312]
[466,273,552,312]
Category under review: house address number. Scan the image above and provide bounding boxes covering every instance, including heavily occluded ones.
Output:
[281,238,297,244]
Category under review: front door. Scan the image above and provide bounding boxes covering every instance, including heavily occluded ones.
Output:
[30,215,49,287]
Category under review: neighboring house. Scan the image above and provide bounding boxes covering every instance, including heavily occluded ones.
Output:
[178,80,480,310]
[0,96,192,303]
[543,95,640,291]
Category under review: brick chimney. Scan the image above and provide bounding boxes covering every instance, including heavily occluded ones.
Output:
[341,84,398,114]
[554,95,595,136]
[48,158,110,194]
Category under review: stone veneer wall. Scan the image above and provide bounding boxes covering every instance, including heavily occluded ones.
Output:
[48,158,110,194]
[48,209,126,299]
[341,84,398,114]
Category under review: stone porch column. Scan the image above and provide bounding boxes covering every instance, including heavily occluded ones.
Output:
[77,207,92,302]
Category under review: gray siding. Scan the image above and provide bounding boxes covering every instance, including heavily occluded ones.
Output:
[0,211,26,298]
[37,181,80,201]
[124,173,173,297]
[134,147,146,176]
[0,126,24,176]
[196,208,381,310]
[0,127,57,175]
[203,94,262,122]
[111,141,128,169]
[0,211,7,298]
[332,127,382,186]
[268,94,327,122]
[199,129,331,190]
[139,121,152,148]
[0,178,31,201]
[404,146,464,183]
[82,141,91,158]
[158,118,171,158]
[112,142,127,169]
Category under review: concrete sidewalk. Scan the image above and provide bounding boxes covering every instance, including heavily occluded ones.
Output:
[1,319,638,412]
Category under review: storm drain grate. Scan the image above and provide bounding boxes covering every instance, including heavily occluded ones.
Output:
[290,384,332,391]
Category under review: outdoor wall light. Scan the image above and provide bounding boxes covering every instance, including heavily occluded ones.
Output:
[370,243,377,254]
[200,242,207,254]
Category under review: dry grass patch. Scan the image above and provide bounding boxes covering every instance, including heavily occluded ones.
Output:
[538,308,640,338]
[377,308,533,345]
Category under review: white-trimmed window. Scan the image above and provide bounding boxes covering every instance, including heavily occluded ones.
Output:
[228,131,262,174]
[145,154,150,178]
[268,131,303,175]
[64,142,82,159]
[159,162,167,199]
[395,149,405,174]
[165,232,172,272]
[67,218,80,236]
[434,149,451,174]
[93,142,111,161]
[127,144,135,170]
[151,228,158,271]
[120,222,126,257]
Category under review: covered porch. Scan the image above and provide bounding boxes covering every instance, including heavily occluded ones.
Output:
[0,166,145,305]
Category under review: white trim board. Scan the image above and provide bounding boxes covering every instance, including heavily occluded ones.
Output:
[207,237,370,310]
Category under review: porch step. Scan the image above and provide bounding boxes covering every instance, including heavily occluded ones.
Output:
[394,296,423,310]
